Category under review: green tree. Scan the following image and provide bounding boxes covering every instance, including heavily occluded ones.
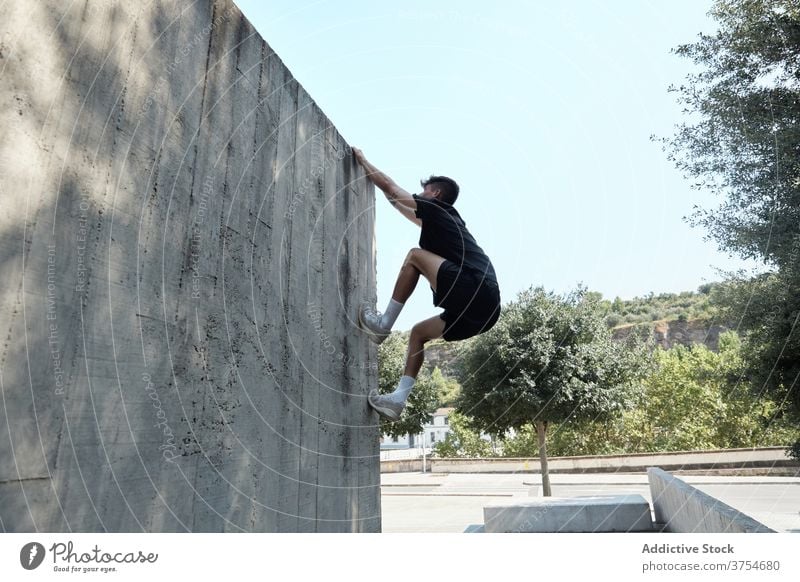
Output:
[632,344,724,451]
[497,424,538,457]
[626,332,798,451]
[432,411,493,458]
[499,331,798,457]
[377,332,438,439]
[662,0,800,456]
[428,366,461,408]
[546,417,629,456]
[457,286,652,495]
[705,331,797,448]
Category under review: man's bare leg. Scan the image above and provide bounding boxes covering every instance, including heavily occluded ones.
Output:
[391,248,447,303]
[405,315,446,379]
[365,251,448,420]
[359,248,446,342]
[367,315,446,421]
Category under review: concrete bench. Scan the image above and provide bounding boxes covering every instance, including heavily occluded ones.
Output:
[483,494,654,533]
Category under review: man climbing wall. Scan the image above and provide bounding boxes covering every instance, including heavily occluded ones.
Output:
[352,147,501,421]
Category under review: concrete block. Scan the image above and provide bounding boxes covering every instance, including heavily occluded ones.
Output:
[648,467,774,533]
[0,0,380,532]
[483,494,654,533]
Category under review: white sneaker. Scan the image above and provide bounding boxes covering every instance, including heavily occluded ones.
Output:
[358,306,390,345]
[368,389,404,421]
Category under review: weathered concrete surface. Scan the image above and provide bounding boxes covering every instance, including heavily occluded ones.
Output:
[648,468,774,533]
[483,495,654,533]
[0,0,380,532]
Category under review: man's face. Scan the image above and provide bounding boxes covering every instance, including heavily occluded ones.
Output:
[420,184,441,200]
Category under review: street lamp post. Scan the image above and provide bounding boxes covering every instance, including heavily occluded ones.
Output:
[421,430,427,474]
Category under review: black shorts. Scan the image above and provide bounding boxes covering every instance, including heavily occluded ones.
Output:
[432,260,501,342]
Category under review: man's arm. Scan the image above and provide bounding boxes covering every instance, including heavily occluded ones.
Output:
[353,147,421,226]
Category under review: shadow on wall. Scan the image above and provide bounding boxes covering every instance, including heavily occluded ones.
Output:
[0,0,379,532]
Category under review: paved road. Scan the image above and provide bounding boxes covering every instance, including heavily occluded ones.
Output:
[380,472,800,533]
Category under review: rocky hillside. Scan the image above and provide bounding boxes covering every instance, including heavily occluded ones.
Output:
[421,338,464,377]
[611,318,733,351]
[421,317,734,377]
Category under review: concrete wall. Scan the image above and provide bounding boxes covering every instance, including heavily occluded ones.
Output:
[0,0,380,532]
[428,447,797,474]
[380,459,424,473]
[648,468,774,533]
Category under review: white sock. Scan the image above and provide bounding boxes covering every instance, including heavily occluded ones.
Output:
[380,299,404,330]
[388,375,415,404]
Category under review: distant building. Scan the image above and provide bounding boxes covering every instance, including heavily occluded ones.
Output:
[424,407,454,447]
[379,407,454,450]
[380,407,496,456]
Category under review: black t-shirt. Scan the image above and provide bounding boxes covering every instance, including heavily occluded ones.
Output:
[412,194,498,285]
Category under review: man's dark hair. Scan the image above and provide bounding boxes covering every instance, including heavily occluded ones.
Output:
[421,175,459,205]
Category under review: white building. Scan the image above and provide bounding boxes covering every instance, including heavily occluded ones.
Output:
[423,407,453,447]
[380,407,499,455]
[380,407,454,451]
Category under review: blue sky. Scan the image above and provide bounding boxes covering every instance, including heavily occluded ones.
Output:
[236,0,759,331]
